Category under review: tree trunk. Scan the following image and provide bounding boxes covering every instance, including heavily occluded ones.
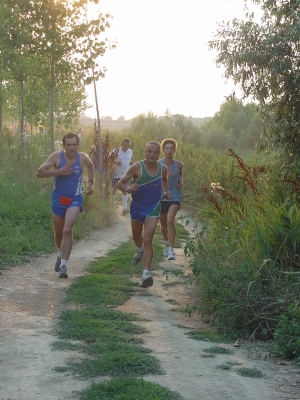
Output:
[50,51,55,152]
[20,79,24,147]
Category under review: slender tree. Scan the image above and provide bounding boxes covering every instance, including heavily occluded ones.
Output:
[0,0,114,149]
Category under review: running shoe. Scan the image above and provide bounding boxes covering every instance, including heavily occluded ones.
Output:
[132,247,144,265]
[167,248,176,260]
[139,272,153,288]
[55,257,61,272]
[163,244,169,257]
[59,265,68,278]
[122,208,130,216]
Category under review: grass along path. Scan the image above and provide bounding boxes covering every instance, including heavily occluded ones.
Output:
[0,207,299,399]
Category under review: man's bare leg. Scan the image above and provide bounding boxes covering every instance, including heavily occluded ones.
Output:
[160,212,168,242]
[60,206,81,260]
[143,217,159,270]
[52,213,64,271]
[52,206,80,277]
[165,204,179,248]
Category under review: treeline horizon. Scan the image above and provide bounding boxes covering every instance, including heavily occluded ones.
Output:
[91,97,263,152]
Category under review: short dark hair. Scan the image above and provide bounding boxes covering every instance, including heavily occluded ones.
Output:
[161,138,177,150]
[62,132,79,146]
[122,138,131,145]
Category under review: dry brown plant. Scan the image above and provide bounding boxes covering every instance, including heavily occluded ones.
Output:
[280,177,300,193]
[210,182,240,206]
[203,186,222,214]
[228,148,266,196]
[91,122,115,196]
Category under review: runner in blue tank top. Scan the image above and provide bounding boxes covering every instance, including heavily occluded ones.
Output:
[159,138,184,261]
[37,132,94,278]
[117,142,171,288]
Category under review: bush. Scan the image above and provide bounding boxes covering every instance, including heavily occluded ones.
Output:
[183,153,300,343]
[273,301,300,364]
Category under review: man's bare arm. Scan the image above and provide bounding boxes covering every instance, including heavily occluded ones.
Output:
[37,153,73,178]
[117,163,140,193]
[177,161,184,189]
[161,165,171,199]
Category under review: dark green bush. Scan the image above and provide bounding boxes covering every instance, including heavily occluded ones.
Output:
[273,301,300,364]
[183,159,300,345]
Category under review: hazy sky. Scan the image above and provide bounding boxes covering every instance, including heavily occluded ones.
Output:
[85,0,260,120]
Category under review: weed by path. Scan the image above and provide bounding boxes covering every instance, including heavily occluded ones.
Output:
[78,377,183,400]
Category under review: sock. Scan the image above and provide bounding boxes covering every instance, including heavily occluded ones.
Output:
[122,194,128,209]
[57,249,61,258]
[138,245,144,253]
[61,259,68,267]
[165,241,169,246]
[169,247,173,251]
[143,269,149,275]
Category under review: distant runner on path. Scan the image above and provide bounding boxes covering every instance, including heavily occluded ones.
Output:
[109,138,133,215]
[37,132,94,278]
[159,138,183,261]
[117,141,171,288]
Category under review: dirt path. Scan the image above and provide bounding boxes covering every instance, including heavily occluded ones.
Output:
[0,209,299,400]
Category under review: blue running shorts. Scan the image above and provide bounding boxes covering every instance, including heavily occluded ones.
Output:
[51,192,83,217]
[130,201,161,223]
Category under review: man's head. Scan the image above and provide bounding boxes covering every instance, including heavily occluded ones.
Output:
[121,138,131,152]
[161,138,177,151]
[144,141,161,163]
[62,132,79,155]
[161,138,177,158]
[62,132,79,146]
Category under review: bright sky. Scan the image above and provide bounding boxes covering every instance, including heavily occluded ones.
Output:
[85,0,261,120]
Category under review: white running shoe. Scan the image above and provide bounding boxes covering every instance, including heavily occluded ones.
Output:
[59,265,68,278]
[167,248,176,260]
[132,247,144,265]
[163,244,169,257]
[139,272,153,288]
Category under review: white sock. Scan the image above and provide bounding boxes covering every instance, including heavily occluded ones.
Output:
[169,247,173,251]
[61,259,68,267]
[143,269,149,275]
[122,194,128,209]
[57,249,61,258]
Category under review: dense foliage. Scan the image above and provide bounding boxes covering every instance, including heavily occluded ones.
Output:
[0,0,114,141]
[116,99,263,152]
[208,0,300,172]
[183,152,300,362]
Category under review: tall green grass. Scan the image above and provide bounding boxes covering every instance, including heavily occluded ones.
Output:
[183,155,300,361]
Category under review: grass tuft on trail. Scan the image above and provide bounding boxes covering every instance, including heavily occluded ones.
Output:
[58,308,146,344]
[185,329,228,343]
[236,367,263,378]
[60,349,164,377]
[66,274,134,306]
[203,346,234,355]
[78,377,183,400]
[87,239,162,275]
